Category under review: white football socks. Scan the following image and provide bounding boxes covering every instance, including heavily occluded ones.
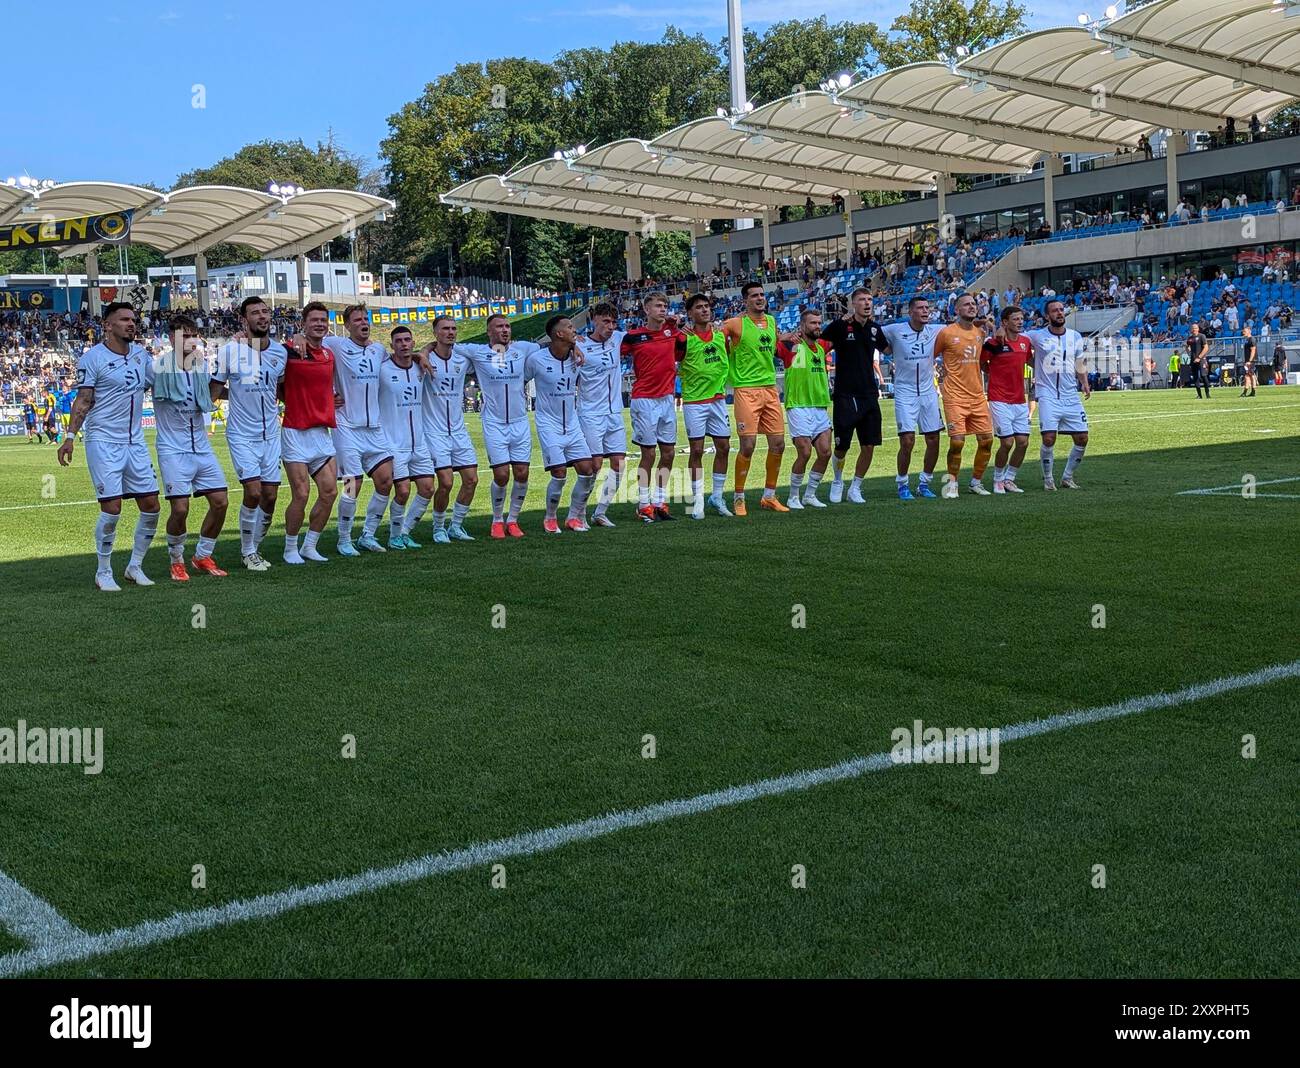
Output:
[490,481,507,520]
[129,511,158,568]
[361,493,389,538]
[239,505,258,556]
[167,532,186,563]
[388,498,406,541]
[94,511,119,573]
[196,535,216,559]
[595,468,621,516]
[337,492,357,542]
[570,473,596,519]
[254,505,272,548]
[1063,445,1086,479]
[507,479,528,522]
[1040,444,1055,481]
[403,493,431,535]
[546,476,566,519]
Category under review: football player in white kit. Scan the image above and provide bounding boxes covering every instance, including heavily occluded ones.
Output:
[1025,299,1091,490]
[451,314,539,539]
[321,306,396,554]
[575,302,627,528]
[526,316,598,533]
[58,302,160,591]
[211,296,287,571]
[879,296,943,500]
[413,316,478,543]
[378,325,437,549]
[148,315,229,581]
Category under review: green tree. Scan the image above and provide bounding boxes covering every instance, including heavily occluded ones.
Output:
[740,17,881,107]
[869,0,1028,68]
[382,57,571,284]
[556,28,726,149]
[175,137,367,267]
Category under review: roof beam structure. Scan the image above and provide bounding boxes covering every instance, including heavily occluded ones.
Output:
[648,118,934,191]
[734,94,1035,176]
[837,63,1131,154]
[1096,0,1300,97]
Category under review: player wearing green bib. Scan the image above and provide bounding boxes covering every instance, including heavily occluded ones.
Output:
[776,309,833,509]
[675,293,733,519]
[722,283,787,515]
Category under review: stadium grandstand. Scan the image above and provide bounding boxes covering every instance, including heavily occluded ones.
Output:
[442,0,1300,385]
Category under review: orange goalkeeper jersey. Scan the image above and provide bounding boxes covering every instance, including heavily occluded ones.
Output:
[935,323,986,407]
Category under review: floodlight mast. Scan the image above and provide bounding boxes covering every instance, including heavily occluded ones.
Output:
[727,0,754,233]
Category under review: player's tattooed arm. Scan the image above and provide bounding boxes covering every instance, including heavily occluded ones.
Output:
[57,389,94,465]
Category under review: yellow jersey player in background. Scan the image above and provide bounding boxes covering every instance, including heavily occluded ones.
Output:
[934,293,995,498]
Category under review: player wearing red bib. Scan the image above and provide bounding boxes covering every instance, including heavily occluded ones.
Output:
[621,292,685,523]
[981,306,1033,494]
[280,303,339,563]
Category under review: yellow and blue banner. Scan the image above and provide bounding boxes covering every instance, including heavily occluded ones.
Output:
[0,209,133,250]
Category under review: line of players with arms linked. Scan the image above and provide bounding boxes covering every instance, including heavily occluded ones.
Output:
[56,283,1092,591]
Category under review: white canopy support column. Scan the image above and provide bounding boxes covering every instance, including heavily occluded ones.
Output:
[1166,132,1187,218]
[843,207,856,263]
[194,252,210,314]
[84,253,101,317]
[1043,155,1064,232]
[296,254,310,309]
[691,222,708,274]
[761,208,773,266]
[936,174,956,239]
[624,232,642,282]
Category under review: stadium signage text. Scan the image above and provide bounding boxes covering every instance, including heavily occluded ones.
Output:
[0,209,132,250]
[341,296,566,328]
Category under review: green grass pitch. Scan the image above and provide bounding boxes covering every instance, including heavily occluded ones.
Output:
[0,385,1296,977]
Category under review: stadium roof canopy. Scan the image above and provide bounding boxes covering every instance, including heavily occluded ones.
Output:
[444,0,1300,233]
[836,62,1148,155]
[648,117,934,192]
[441,174,697,232]
[0,181,393,260]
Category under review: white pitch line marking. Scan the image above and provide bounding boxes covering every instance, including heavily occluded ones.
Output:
[1178,476,1300,496]
[1084,402,1300,424]
[0,870,87,949]
[1,658,1297,978]
[0,499,102,512]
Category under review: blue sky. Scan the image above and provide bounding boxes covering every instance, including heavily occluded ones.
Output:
[3,0,1079,189]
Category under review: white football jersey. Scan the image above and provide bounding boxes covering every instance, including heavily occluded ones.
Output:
[1025,327,1087,400]
[323,335,385,429]
[524,346,580,429]
[576,331,626,414]
[75,342,149,444]
[212,339,287,444]
[455,341,539,426]
[378,357,425,454]
[880,321,943,395]
[145,357,211,455]
[421,349,473,436]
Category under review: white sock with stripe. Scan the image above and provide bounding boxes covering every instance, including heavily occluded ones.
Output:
[94,511,118,573]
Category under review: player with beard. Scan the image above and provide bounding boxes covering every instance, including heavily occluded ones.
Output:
[412,316,478,543]
[722,283,787,514]
[58,303,161,590]
[212,296,288,570]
